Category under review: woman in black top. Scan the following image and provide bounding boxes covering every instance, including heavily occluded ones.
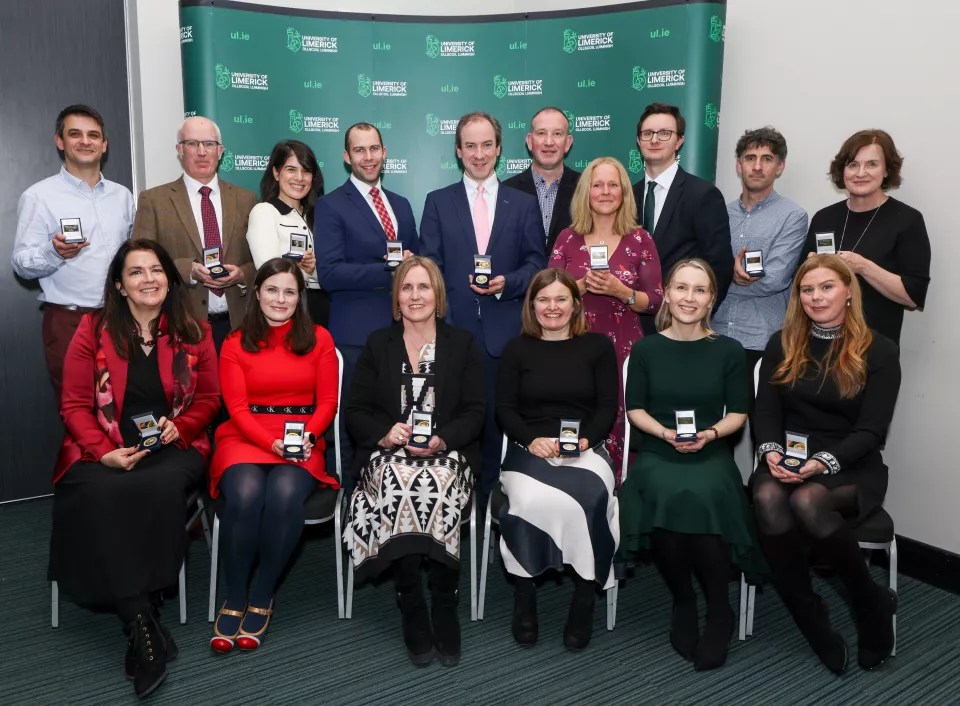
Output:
[496,268,619,652]
[753,254,901,675]
[804,129,930,344]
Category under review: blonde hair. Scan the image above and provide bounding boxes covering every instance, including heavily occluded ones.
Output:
[655,258,718,335]
[521,268,588,338]
[391,256,447,321]
[570,157,639,237]
[773,254,871,398]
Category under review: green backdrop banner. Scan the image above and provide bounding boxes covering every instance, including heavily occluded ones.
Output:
[179,0,726,221]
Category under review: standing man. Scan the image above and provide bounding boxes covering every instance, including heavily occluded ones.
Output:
[420,111,545,495]
[632,102,732,332]
[714,127,808,403]
[133,116,256,351]
[12,104,135,400]
[314,122,419,482]
[503,106,581,255]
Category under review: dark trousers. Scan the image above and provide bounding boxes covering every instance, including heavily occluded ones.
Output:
[473,327,502,498]
[42,304,93,401]
[208,313,233,354]
[306,288,330,330]
[328,343,363,490]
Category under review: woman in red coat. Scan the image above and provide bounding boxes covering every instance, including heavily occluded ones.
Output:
[49,239,221,699]
[209,257,338,653]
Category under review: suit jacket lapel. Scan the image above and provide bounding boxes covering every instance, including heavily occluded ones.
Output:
[102,328,129,416]
[157,338,175,414]
[171,178,202,257]
[486,187,510,254]
[655,167,685,241]
[386,324,406,419]
[220,181,236,251]
[345,179,388,239]
[432,323,449,416]
[452,184,477,252]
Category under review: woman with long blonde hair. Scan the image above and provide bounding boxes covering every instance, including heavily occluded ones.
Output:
[753,254,901,675]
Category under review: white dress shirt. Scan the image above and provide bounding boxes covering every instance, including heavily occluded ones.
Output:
[350,175,399,238]
[182,172,227,314]
[463,173,499,235]
[643,160,680,233]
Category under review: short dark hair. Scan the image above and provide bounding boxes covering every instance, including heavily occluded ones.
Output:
[455,112,502,149]
[636,102,685,139]
[55,104,106,162]
[530,106,569,133]
[259,140,324,225]
[829,129,903,190]
[240,258,317,356]
[344,122,383,152]
[735,126,788,161]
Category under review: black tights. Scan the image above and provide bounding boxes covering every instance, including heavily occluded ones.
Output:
[651,529,732,616]
[219,463,316,607]
[393,554,459,594]
[752,474,858,539]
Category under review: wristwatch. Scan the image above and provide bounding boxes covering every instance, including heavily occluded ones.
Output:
[625,291,637,307]
[307,432,317,446]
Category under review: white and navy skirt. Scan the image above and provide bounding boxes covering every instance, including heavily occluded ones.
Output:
[499,444,619,589]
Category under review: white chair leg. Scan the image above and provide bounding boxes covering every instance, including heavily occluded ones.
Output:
[335,489,345,620]
[739,575,748,641]
[199,497,212,552]
[346,561,354,619]
[747,584,756,636]
[51,581,59,628]
[207,514,220,623]
[179,560,187,624]
[606,582,617,631]
[890,538,898,656]
[469,493,477,622]
[477,493,494,621]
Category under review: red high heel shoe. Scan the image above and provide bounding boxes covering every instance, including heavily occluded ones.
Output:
[210,603,246,653]
[236,601,274,651]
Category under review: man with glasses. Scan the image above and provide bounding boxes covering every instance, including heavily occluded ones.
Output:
[133,116,257,349]
[12,104,135,400]
[631,103,732,332]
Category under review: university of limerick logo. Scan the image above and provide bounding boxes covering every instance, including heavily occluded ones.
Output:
[219,149,235,172]
[357,74,372,98]
[562,29,577,54]
[493,75,507,99]
[286,27,301,53]
[215,63,231,90]
[705,103,719,129]
[628,148,644,174]
[289,109,304,133]
[426,113,440,136]
[562,110,575,132]
[709,15,723,42]
[631,66,647,91]
[426,34,440,58]
[495,159,506,179]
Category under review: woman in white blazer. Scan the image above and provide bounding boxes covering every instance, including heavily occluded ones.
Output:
[247,140,329,327]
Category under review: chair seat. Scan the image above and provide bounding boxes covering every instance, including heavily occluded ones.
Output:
[211,485,341,522]
[853,508,894,544]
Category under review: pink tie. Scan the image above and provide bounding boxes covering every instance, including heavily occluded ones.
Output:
[473,185,490,254]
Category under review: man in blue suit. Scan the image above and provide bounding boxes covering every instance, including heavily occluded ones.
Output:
[315,122,418,483]
[420,112,545,494]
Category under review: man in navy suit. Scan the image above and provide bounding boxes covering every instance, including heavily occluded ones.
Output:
[631,102,732,334]
[420,111,545,494]
[315,122,418,482]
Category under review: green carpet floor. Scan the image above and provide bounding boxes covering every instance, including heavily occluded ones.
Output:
[2,498,959,705]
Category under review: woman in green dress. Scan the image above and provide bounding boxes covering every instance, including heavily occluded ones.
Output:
[620,258,762,671]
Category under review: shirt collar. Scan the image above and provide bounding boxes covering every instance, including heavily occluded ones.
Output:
[738,189,781,213]
[645,160,679,191]
[59,165,104,192]
[268,196,295,215]
[182,172,220,196]
[463,173,498,195]
[350,174,384,197]
[531,166,563,188]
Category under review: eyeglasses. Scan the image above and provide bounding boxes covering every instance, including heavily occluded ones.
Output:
[638,130,676,142]
[178,140,222,152]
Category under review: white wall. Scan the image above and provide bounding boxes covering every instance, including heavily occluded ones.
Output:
[135,0,959,553]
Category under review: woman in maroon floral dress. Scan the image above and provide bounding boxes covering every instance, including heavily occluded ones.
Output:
[549,157,662,478]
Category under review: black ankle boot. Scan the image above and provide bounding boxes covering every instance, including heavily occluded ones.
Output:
[126,605,178,680]
[431,587,461,666]
[397,590,434,666]
[693,604,734,671]
[124,611,169,699]
[856,587,897,670]
[563,577,596,651]
[512,579,538,646]
[669,600,699,661]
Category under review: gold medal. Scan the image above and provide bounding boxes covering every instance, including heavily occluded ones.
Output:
[475,275,488,284]
[144,436,157,447]
[413,435,428,444]
[784,457,801,467]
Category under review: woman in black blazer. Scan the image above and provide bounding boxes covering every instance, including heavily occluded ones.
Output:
[345,256,485,668]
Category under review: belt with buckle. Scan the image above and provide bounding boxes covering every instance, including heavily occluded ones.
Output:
[208,312,231,323]
[45,303,99,314]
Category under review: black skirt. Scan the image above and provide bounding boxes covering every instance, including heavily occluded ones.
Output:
[48,447,205,606]
[306,287,330,330]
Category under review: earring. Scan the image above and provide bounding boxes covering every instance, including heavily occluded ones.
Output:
[846,299,851,307]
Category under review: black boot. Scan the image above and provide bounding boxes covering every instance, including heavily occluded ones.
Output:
[124,611,169,699]
[651,531,699,661]
[693,604,733,671]
[126,602,178,680]
[429,562,461,666]
[511,578,538,646]
[394,556,433,665]
[856,588,897,670]
[563,574,596,651]
[761,530,848,675]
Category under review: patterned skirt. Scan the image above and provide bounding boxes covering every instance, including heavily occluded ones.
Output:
[344,448,472,580]
[499,444,619,589]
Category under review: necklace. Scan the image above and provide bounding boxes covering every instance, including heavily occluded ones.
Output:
[811,323,844,340]
[839,198,885,252]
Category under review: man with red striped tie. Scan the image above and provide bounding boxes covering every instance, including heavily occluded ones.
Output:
[315,122,419,482]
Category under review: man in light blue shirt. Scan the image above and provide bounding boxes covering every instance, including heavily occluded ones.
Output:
[11,104,134,398]
[713,127,807,401]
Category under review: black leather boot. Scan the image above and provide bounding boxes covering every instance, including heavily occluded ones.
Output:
[562,574,596,651]
[855,587,897,670]
[512,578,538,646]
[394,556,433,665]
[124,611,169,699]
[126,602,178,680]
[431,588,461,666]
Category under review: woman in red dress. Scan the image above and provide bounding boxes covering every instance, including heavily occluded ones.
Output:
[549,157,663,477]
[209,258,338,652]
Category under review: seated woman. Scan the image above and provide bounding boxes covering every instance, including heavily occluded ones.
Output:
[49,239,220,699]
[549,156,663,475]
[247,140,329,327]
[753,254,900,674]
[620,258,762,671]
[496,268,619,652]
[344,256,485,667]
[209,258,338,653]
